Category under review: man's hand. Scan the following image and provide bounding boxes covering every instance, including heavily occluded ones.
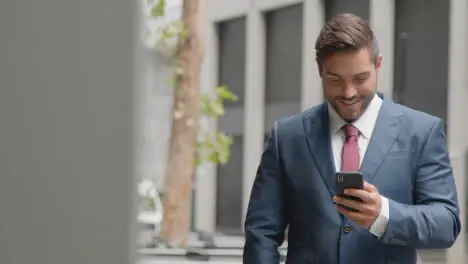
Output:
[333,181,382,229]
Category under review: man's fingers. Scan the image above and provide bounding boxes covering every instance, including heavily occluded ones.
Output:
[333,196,375,213]
[333,196,361,210]
[335,183,381,230]
[363,181,377,192]
[344,189,373,203]
[335,204,366,221]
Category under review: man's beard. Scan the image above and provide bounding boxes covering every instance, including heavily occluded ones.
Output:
[329,92,375,123]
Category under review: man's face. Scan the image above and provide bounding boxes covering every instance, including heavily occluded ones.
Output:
[319,48,382,122]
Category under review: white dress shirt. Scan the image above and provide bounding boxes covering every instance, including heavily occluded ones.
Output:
[328,94,389,238]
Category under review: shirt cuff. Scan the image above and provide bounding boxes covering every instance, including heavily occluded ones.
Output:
[369,195,389,238]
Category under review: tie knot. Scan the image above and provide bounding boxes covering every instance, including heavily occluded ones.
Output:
[344,124,359,139]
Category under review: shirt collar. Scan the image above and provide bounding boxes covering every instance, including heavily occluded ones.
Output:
[328,93,383,139]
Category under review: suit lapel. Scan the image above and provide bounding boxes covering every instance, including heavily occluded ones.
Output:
[360,97,403,182]
[303,104,336,196]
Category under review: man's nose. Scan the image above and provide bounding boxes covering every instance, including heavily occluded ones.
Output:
[343,86,357,99]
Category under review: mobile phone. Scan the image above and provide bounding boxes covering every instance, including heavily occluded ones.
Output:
[335,171,364,205]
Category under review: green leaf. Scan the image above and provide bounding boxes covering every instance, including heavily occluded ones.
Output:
[216,132,232,145]
[194,153,201,167]
[146,1,236,170]
[195,141,204,149]
[210,100,224,116]
[179,25,189,42]
[174,66,184,76]
[150,0,166,18]
[164,71,176,86]
[217,150,229,164]
[217,85,238,101]
[207,153,218,164]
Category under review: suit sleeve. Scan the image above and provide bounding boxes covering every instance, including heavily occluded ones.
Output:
[243,121,288,264]
[381,118,461,249]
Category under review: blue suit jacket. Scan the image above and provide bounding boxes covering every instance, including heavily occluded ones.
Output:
[243,94,461,264]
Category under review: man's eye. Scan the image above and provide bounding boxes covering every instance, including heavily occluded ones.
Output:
[355,76,368,82]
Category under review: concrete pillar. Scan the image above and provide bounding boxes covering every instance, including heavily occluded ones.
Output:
[253,0,303,11]
[242,6,266,226]
[195,19,219,233]
[446,0,467,262]
[370,0,395,98]
[0,0,139,263]
[206,0,249,21]
[198,0,252,234]
[301,0,325,110]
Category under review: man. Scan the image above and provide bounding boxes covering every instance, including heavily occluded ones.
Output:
[243,13,461,264]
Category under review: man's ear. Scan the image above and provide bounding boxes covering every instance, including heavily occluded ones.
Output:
[375,55,383,73]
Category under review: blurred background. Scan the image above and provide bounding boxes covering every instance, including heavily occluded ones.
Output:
[1,0,467,263]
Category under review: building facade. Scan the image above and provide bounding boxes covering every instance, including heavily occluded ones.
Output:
[192,0,467,262]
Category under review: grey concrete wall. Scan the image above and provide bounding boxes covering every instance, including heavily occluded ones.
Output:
[140,48,173,190]
[140,0,182,191]
[370,0,394,98]
[0,0,139,263]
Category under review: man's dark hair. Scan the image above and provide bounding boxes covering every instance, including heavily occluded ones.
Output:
[315,13,379,68]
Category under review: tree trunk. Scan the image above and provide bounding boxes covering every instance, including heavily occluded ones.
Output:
[160,0,206,248]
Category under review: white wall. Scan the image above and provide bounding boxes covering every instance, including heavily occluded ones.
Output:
[140,0,182,191]
[0,0,139,263]
[370,0,394,98]
[140,48,173,191]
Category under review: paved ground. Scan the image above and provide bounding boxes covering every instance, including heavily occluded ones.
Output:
[137,257,445,264]
[136,255,445,264]
[137,257,446,264]
[137,232,451,264]
[137,258,244,264]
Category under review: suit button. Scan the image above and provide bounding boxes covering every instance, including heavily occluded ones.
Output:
[343,225,353,234]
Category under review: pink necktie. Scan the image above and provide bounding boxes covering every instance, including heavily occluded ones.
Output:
[341,124,360,171]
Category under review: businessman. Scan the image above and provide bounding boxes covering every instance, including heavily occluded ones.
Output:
[243,13,461,264]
